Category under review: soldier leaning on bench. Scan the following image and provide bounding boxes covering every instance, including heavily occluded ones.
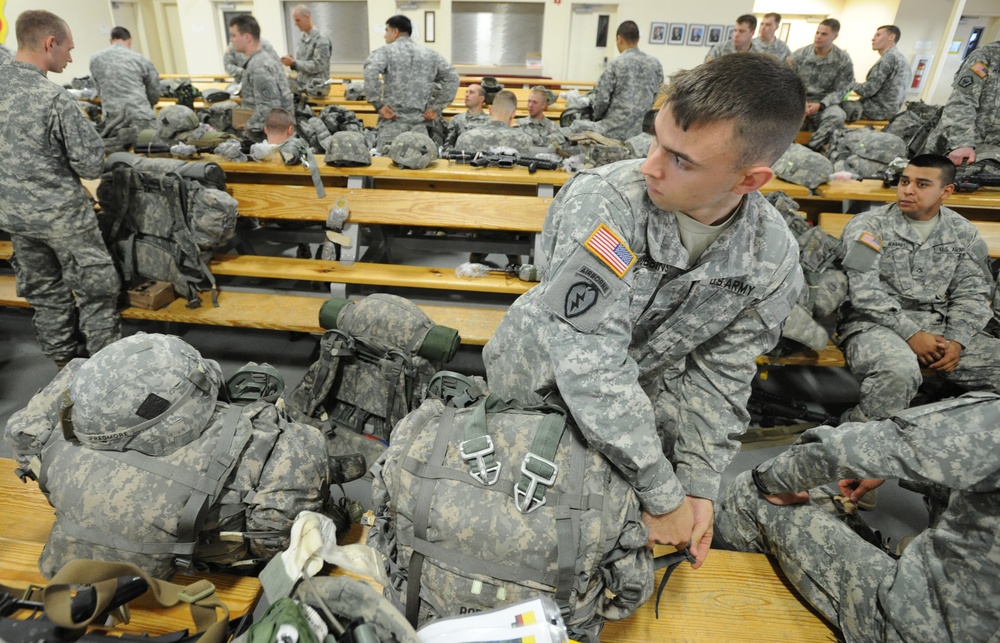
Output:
[484,54,806,569]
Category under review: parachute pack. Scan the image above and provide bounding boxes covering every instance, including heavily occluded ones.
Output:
[367,393,653,641]
[282,294,460,472]
[96,152,239,308]
[827,126,908,177]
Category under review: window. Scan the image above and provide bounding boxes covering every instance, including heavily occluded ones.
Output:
[282,1,370,66]
[451,2,544,67]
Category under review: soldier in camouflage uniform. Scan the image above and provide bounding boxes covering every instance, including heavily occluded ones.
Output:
[483,55,806,566]
[821,26,911,131]
[515,86,563,147]
[454,90,533,155]
[364,14,459,152]
[933,40,1000,166]
[715,392,1000,643]
[837,155,1000,423]
[443,83,490,149]
[0,10,122,367]
[224,38,277,82]
[704,15,759,62]
[0,43,14,65]
[228,14,293,141]
[790,19,855,151]
[280,5,332,96]
[752,13,792,61]
[585,21,663,142]
[89,26,160,130]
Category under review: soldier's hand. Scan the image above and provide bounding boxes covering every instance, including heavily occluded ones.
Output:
[280,55,295,67]
[907,330,944,365]
[804,102,821,117]
[423,108,438,121]
[928,340,962,372]
[838,478,884,503]
[379,105,398,119]
[642,501,694,551]
[763,490,810,506]
[947,147,976,166]
[687,497,714,569]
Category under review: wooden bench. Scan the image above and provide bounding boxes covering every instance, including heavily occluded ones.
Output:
[813,179,1000,215]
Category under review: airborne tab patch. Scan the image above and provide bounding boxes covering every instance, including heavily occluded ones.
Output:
[857,231,882,251]
[584,224,635,278]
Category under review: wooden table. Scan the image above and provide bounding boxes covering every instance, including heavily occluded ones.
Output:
[0,459,263,637]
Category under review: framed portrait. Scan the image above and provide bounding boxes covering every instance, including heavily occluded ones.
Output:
[650,21,667,45]
[424,11,435,43]
[687,24,705,46]
[725,25,735,42]
[668,23,686,46]
[778,22,790,42]
[706,24,724,46]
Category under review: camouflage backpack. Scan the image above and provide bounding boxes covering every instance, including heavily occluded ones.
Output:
[96,152,239,308]
[883,100,945,157]
[772,144,833,190]
[3,333,331,580]
[827,126,908,177]
[367,393,653,641]
[318,105,364,135]
[282,294,460,472]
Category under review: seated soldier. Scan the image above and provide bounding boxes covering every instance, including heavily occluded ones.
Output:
[454,89,533,155]
[836,154,1000,423]
[515,86,563,147]
[714,392,1000,643]
[264,107,296,145]
[444,83,490,149]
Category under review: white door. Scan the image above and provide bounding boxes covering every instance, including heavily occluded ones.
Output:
[565,4,618,82]
[159,2,187,74]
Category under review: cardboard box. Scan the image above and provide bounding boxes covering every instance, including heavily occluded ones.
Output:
[127,280,175,310]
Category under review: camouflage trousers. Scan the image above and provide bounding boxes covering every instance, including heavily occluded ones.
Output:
[11,228,122,362]
[376,118,430,154]
[840,325,1000,423]
[805,106,847,152]
[714,472,902,643]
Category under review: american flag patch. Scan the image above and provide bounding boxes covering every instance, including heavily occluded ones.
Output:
[971,61,988,79]
[857,231,882,251]
[585,224,635,278]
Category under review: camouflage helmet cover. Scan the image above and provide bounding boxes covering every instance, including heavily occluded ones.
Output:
[69,333,223,456]
[388,131,439,169]
[156,104,200,140]
[324,131,372,167]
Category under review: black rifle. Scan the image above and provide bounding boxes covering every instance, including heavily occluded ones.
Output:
[954,166,1000,194]
[747,387,837,428]
[441,150,477,164]
[133,138,253,156]
[468,152,561,174]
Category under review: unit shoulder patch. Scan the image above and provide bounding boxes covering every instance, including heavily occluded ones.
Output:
[958,75,974,88]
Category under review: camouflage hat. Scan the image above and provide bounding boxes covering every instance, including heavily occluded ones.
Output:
[324,131,372,167]
[388,131,439,169]
[68,333,223,456]
[156,104,200,140]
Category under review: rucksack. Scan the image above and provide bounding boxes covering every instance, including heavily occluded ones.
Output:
[282,294,460,471]
[827,127,908,177]
[3,335,331,579]
[367,394,653,641]
[96,152,239,308]
[771,144,833,190]
[883,101,945,157]
[318,105,363,136]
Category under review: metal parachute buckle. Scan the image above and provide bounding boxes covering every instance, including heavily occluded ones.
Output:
[514,452,558,514]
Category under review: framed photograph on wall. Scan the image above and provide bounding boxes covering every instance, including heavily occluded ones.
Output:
[687,24,705,46]
[725,25,735,42]
[650,22,667,45]
[668,23,686,45]
[706,25,723,46]
[424,11,435,43]
[778,22,790,42]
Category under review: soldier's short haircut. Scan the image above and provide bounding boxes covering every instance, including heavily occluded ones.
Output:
[529,85,549,103]
[264,108,295,132]
[764,12,782,24]
[16,10,69,50]
[908,154,956,186]
[661,53,805,167]
[642,109,658,135]
[737,14,757,31]
[879,25,901,43]
[229,14,261,41]
[110,26,131,41]
[386,15,412,36]
[470,84,486,98]
[491,89,518,116]
[820,18,841,34]
[617,21,640,43]
[293,4,311,18]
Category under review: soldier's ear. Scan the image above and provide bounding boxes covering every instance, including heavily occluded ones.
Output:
[732,165,775,195]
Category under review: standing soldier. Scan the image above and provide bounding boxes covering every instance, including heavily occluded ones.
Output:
[932,40,1000,166]
[364,14,459,152]
[587,20,663,141]
[281,4,332,97]
[90,26,160,130]
[0,10,122,367]
[228,14,293,141]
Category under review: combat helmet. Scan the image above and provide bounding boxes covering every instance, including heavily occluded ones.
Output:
[325,131,372,167]
[66,333,223,457]
[156,104,200,140]
[388,131,439,169]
